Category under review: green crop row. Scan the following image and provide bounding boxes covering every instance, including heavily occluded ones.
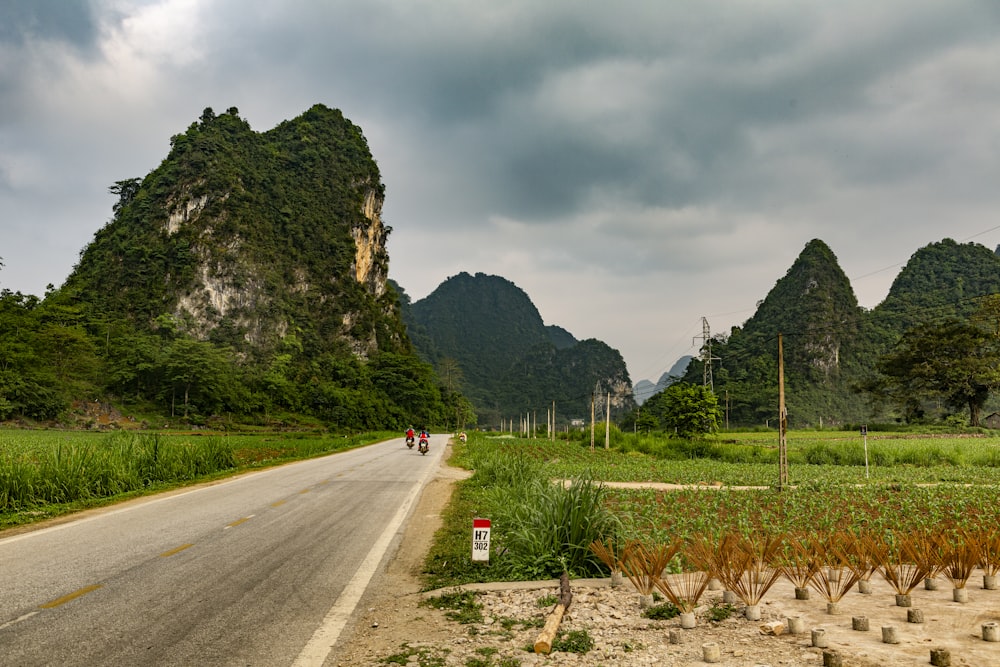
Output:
[475,432,1000,485]
[611,483,999,547]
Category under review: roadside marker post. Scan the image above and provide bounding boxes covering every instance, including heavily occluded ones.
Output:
[472,518,491,563]
[861,424,869,479]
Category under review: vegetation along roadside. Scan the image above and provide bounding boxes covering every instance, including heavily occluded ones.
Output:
[0,429,392,531]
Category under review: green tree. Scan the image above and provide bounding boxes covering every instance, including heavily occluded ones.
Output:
[634,410,659,434]
[369,352,444,427]
[436,357,464,394]
[162,338,235,418]
[646,382,721,438]
[873,318,1000,426]
[109,178,141,218]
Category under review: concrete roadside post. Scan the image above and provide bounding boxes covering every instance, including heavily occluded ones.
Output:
[472,518,491,563]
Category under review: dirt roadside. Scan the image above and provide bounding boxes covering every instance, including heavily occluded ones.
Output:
[327,445,1000,667]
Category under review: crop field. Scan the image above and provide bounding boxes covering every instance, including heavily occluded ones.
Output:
[473,431,1000,485]
[424,430,1000,587]
[0,428,392,528]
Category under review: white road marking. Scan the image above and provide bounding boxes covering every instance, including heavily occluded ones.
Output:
[292,451,439,667]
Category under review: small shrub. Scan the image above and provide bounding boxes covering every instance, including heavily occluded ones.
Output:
[381,643,447,666]
[551,629,594,654]
[498,477,621,579]
[642,601,681,620]
[421,589,483,624]
[707,601,737,622]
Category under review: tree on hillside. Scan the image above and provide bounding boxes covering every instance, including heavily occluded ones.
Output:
[872,318,1000,426]
[163,338,235,418]
[109,178,141,218]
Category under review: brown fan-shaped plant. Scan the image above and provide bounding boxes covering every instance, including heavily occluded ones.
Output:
[842,530,878,590]
[975,527,1000,584]
[915,531,948,588]
[651,538,710,613]
[938,528,981,590]
[589,537,626,577]
[869,532,934,603]
[692,532,782,607]
[774,532,820,597]
[808,532,862,604]
[620,540,679,601]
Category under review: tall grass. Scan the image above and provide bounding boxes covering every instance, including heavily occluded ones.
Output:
[446,437,620,580]
[0,432,236,510]
[498,477,619,579]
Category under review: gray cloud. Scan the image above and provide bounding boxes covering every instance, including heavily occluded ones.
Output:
[0,0,99,48]
[3,0,1000,382]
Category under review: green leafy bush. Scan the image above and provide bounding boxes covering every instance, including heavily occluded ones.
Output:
[551,629,594,654]
[642,601,681,620]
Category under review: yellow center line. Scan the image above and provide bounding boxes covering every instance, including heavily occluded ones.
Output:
[39,584,103,609]
[159,543,194,557]
[298,488,311,494]
[271,499,287,507]
[226,515,254,528]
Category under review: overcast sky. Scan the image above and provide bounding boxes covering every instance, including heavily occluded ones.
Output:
[3,1,1000,385]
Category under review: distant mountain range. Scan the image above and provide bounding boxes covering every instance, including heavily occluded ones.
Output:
[396,272,635,428]
[397,237,1000,429]
[633,356,693,406]
[677,238,1000,427]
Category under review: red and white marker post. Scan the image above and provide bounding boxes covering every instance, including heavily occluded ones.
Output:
[472,518,491,563]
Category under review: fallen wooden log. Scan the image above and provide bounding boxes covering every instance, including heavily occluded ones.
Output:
[534,572,573,654]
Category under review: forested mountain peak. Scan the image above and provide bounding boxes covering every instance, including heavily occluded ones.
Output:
[404,272,634,426]
[1,105,455,429]
[680,239,867,426]
[741,239,861,380]
[673,236,1000,428]
[66,104,401,361]
[873,238,1000,333]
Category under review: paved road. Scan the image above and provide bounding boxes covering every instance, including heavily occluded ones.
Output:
[0,436,444,666]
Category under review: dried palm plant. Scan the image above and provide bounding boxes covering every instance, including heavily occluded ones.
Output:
[939,529,981,590]
[808,532,862,603]
[774,532,820,594]
[842,530,878,587]
[915,531,948,586]
[869,532,933,597]
[692,532,782,607]
[975,528,1000,578]
[620,540,679,598]
[652,538,710,613]
[589,537,626,575]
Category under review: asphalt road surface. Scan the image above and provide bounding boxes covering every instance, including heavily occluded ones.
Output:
[0,435,444,666]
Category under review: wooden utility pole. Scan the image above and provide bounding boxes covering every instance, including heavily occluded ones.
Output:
[605,391,611,449]
[778,333,789,490]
